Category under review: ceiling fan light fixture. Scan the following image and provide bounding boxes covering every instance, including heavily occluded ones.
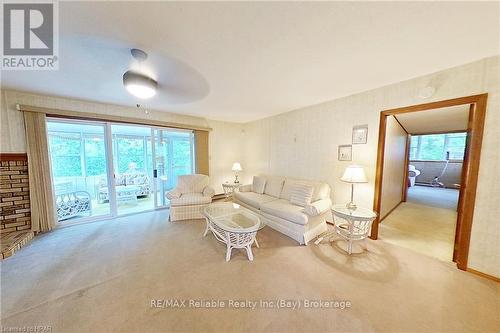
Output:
[123,71,157,99]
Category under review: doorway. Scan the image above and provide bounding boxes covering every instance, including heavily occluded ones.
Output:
[381,131,464,262]
[47,118,195,223]
[372,94,488,270]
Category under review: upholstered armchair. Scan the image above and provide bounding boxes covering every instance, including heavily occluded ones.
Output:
[166,174,215,221]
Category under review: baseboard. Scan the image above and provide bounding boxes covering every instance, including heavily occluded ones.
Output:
[466,268,500,282]
[379,201,403,223]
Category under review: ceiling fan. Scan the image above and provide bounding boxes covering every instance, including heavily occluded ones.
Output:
[122,48,158,99]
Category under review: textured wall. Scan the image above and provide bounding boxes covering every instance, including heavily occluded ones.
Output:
[206,119,244,194]
[380,116,407,218]
[243,56,500,277]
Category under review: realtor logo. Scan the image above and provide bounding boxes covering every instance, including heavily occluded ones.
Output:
[2,1,59,70]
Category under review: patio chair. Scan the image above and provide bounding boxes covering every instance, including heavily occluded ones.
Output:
[55,191,92,221]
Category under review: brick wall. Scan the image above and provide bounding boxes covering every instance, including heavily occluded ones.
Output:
[0,154,31,233]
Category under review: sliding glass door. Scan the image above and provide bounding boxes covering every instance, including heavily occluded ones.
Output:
[111,124,154,215]
[47,119,195,223]
[47,120,112,222]
[153,129,195,208]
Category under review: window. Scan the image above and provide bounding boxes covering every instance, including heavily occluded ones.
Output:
[410,132,467,161]
[84,134,106,176]
[114,135,147,173]
[48,132,83,177]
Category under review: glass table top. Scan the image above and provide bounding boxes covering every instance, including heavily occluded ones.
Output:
[332,204,377,219]
[204,202,264,233]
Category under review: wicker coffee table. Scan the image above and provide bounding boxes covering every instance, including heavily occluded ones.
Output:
[203,202,264,261]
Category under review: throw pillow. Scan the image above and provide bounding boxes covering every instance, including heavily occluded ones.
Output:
[289,183,314,207]
[264,177,285,198]
[252,176,267,194]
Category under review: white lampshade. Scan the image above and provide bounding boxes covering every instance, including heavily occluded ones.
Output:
[232,162,242,172]
[341,165,368,183]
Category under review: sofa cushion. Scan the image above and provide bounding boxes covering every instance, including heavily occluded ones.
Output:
[169,193,212,206]
[125,173,148,186]
[234,191,277,208]
[252,176,267,194]
[289,183,314,207]
[260,199,308,225]
[115,174,126,186]
[281,178,330,202]
[264,176,285,198]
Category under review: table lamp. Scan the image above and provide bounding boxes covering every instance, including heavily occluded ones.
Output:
[341,165,368,210]
[232,162,242,183]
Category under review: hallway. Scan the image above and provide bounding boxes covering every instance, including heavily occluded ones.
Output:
[380,186,459,261]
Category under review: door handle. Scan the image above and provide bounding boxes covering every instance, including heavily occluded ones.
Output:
[153,169,158,178]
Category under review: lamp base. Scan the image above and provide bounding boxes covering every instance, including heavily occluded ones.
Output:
[346,202,357,210]
[234,175,239,184]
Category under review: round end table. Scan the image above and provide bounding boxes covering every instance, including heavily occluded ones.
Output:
[222,183,240,200]
[331,205,377,254]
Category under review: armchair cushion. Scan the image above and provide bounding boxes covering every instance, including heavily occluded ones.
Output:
[203,186,215,197]
[305,198,332,216]
[166,189,182,200]
[177,174,210,194]
[170,193,212,207]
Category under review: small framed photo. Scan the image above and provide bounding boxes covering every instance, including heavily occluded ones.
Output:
[338,145,352,161]
[352,125,368,144]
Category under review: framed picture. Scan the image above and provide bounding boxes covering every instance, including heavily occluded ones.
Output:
[352,125,368,144]
[338,145,352,161]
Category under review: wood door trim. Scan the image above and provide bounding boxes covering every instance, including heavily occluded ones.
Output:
[380,94,486,114]
[371,94,488,271]
[402,134,411,202]
[371,112,387,240]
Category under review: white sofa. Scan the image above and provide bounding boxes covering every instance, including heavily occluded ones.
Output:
[166,174,215,221]
[233,175,332,245]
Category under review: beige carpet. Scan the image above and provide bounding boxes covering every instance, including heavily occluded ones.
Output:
[406,186,459,210]
[1,210,498,332]
[380,186,458,262]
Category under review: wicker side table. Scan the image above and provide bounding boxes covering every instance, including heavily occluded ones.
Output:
[315,205,377,254]
[222,183,240,200]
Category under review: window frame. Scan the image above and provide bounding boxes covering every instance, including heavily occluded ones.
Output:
[409,132,467,161]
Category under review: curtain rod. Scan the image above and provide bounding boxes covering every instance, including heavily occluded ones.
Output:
[16,104,212,132]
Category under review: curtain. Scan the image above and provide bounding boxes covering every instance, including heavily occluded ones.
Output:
[24,111,56,232]
[194,130,209,175]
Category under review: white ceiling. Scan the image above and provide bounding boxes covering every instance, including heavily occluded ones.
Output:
[1,2,499,122]
[395,105,469,134]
